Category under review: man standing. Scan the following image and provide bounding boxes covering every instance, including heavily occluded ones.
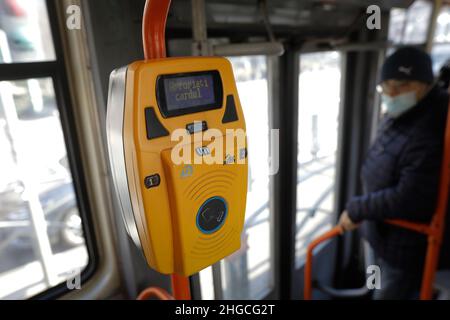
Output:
[338,46,449,299]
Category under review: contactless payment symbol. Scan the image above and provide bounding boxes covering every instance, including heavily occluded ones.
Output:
[196,196,228,234]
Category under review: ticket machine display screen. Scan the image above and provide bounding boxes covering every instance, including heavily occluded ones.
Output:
[157,70,223,117]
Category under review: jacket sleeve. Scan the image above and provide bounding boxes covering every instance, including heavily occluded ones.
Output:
[346,133,443,223]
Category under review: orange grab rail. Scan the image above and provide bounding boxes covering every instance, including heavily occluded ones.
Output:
[304,226,343,300]
[138,0,192,301]
[142,0,171,60]
[137,287,175,300]
[305,84,450,300]
[137,274,191,300]
[137,275,192,300]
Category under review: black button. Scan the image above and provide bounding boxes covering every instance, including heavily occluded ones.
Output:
[196,197,228,234]
[145,107,169,139]
[186,121,208,134]
[144,174,160,188]
[222,95,239,123]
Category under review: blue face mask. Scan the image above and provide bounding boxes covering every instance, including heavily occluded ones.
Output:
[381,91,417,118]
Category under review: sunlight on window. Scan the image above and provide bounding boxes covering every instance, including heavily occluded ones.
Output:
[388,0,432,45]
[0,0,55,63]
[295,52,341,268]
[198,56,273,300]
[0,78,88,299]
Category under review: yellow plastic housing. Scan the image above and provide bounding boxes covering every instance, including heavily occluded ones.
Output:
[116,57,247,276]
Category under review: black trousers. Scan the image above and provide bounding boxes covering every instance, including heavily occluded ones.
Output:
[371,256,422,300]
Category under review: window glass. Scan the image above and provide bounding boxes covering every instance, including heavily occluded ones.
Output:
[0,78,88,299]
[388,0,433,45]
[295,52,342,267]
[431,43,450,74]
[199,56,273,299]
[431,6,450,74]
[434,5,450,43]
[222,56,272,299]
[199,266,214,300]
[0,0,55,63]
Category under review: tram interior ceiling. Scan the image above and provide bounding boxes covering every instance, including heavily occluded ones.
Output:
[0,0,449,304]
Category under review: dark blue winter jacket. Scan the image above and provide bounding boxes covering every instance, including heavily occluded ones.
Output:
[346,86,449,272]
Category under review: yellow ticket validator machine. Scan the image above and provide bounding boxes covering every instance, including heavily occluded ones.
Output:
[106,56,248,276]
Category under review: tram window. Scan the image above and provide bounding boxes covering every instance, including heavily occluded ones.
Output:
[0,0,55,63]
[431,5,450,73]
[0,0,91,299]
[0,78,89,299]
[431,44,450,73]
[199,266,214,300]
[388,0,432,45]
[199,56,273,299]
[295,52,342,267]
[434,5,450,43]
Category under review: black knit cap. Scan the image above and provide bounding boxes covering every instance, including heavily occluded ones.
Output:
[380,46,434,84]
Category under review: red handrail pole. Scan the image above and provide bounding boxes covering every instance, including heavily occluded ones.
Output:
[385,219,431,235]
[135,277,191,300]
[171,273,192,300]
[420,237,441,299]
[137,287,175,300]
[419,84,450,299]
[304,226,343,300]
[142,0,172,60]
[141,0,191,301]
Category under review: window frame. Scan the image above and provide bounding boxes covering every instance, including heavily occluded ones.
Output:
[0,0,98,299]
[269,46,300,300]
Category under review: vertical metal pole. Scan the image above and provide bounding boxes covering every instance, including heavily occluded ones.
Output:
[191,0,211,56]
[212,262,224,299]
[269,46,299,299]
[425,0,443,53]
